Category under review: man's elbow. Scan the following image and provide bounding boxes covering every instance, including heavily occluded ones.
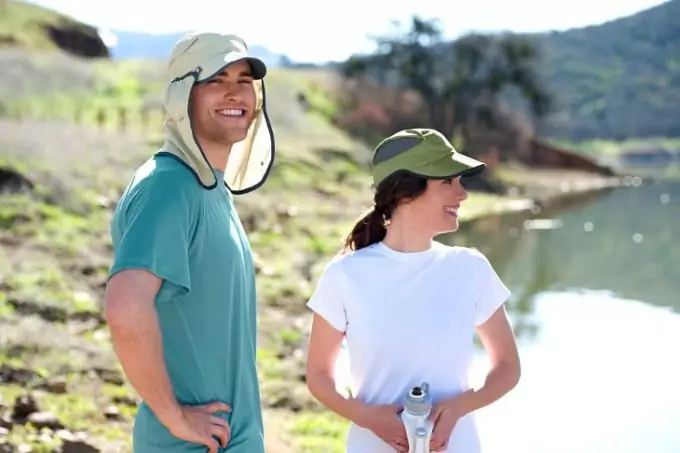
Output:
[103,285,147,330]
[103,291,131,330]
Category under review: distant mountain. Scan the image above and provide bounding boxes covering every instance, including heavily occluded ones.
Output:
[332,0,680,142]
[529,0,680,141]
[107,30,292,68]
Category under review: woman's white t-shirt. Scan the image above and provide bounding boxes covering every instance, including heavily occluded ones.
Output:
[306,240,511,453]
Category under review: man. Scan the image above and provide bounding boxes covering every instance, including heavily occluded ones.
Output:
[103,32,275,453]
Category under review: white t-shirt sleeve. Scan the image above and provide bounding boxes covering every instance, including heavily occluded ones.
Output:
[306,257,348,333]
[471,249,511,326]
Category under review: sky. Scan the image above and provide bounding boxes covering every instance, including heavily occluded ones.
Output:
[28,0,668,63]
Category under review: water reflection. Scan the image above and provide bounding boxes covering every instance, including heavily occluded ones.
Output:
[440,180,680,341]
[469,290,680,453]
[438,179,680,453]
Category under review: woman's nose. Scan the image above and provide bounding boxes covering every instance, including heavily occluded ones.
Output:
[458,187,468,201]
[455,180,468,200]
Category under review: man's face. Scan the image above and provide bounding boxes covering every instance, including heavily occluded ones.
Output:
[189,60,257,147]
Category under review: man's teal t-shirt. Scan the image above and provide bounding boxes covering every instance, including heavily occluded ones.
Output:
[108,154,264,453]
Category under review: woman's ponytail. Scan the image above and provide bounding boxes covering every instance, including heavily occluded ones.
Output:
[342,206,386,253]
[340,172,428,254]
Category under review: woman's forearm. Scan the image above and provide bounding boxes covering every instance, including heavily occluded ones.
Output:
[306,373,371,427]
[457,359,521,417]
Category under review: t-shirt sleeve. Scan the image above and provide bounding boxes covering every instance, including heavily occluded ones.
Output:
[108,171,197,300]
[471,249,511,326]
[306,257,348,333]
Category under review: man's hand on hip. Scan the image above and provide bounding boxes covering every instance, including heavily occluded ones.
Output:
[167,401,232,453]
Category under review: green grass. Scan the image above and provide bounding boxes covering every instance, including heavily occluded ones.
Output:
[287,412,349,453]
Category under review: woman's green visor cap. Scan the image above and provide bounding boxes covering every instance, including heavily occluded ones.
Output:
[371,128,486,186]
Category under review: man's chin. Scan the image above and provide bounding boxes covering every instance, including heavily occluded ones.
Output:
[216,130,248,146]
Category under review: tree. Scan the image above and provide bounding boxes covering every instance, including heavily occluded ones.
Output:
[341,16,553,155]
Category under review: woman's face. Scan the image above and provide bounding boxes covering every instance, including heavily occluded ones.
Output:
[409,177,469,234]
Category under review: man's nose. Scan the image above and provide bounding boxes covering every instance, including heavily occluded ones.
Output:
[221,82,239,100]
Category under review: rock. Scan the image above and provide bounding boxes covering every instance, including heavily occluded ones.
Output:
[11,395,38,420]
[92,368,124,386]
[103,406,122,421]
[27,411,64,430]
[43,24,109,58]
[0,365,41,386]
[111,395,137,407]
[6,299,69,323]
[0,443,15,453]
[56,431,100,453]
[0,427,8,437]
[36,377,68,394]
[0,411,12,430]
[0,167,33,195]
[61,440,100,453]
[261,381,317,412]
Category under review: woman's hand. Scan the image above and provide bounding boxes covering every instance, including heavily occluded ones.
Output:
[359,404,409,452]
[428,394,468,452]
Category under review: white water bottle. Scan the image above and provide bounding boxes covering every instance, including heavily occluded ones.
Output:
[400,382,434,453]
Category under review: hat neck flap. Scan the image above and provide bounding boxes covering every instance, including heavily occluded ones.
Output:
[158,67,275,194]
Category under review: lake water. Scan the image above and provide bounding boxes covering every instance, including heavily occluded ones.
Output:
[335,175,680,453]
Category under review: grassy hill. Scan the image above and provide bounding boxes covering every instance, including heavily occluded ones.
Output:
[532,0,680,141]
[0,0,108,57]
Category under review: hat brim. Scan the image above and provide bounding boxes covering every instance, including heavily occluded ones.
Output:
[373,151,486,186]
[435,152,487,179]
[197,52,267,83]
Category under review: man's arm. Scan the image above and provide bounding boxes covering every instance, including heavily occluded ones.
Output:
[104,268,184,429]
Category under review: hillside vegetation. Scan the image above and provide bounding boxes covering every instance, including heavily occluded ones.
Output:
[533,0,680,141]
[311,0,680,144]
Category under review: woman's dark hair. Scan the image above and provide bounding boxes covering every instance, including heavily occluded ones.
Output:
[343,171,428,253]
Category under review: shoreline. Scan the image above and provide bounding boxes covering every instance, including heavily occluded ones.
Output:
[461,171,626,226]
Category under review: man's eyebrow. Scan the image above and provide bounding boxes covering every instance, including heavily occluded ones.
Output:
[216,69,253,78]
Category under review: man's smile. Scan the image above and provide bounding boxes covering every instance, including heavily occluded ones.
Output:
[216,108,245,117]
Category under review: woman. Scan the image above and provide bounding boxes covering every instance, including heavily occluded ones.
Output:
[304,128,521,453]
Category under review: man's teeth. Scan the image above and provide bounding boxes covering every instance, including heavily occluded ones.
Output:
[445,207,458,215]
[217,109,244,117]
